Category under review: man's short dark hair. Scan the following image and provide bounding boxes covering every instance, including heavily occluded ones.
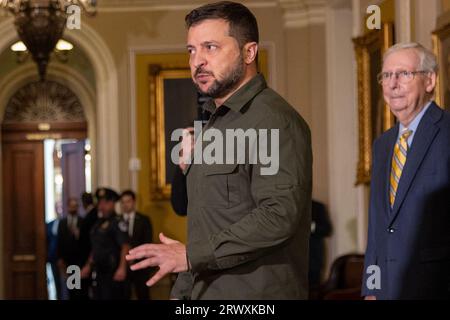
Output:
[120,190,136,201]
[81,192,94,207]
[185,1,259,49]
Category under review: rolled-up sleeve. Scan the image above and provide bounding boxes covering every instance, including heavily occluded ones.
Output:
[170,271,194,300]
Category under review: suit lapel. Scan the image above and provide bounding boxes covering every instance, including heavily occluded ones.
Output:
[389,103,442,225]
[131,213,141,239]
[381,125,399,219]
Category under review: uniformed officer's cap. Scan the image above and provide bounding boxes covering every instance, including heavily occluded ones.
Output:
[95,187,120,202]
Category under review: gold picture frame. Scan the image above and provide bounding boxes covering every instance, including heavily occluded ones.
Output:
[432,22,450,110]
[353,23,395,185]
[148,66,198,200]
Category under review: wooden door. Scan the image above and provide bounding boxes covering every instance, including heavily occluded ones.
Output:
[2,141,47,299]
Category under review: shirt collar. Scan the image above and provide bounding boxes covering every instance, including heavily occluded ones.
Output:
[399,100,432,134]
[201,74,267,114]
[124,211,135,219]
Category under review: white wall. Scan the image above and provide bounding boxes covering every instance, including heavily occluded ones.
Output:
[325,3,363,273]
[414,0,441,48]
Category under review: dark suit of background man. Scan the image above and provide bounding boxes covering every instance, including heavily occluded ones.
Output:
[120,190,153,300]
[126,1,312,300]
[46,214,62,299]
[362,42,450,300]
[79,192,98,268]
[57,197,88,300]
[309,200,332,288]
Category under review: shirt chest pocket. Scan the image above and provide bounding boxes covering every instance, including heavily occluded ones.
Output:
[201,163,241,208]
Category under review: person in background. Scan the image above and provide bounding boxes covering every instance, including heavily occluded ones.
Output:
[120,190,153,300]
[309,200,332,289]
[57,197,88,300]
[79,192,98,266]
[363,42,450,299]
[81,188,130,300]
[46,209,62,300]
[170,127,194,216]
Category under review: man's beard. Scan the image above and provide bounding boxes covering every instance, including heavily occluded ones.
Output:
[194,55,245,99]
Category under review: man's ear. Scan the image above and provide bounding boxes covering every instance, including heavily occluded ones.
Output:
[425,72,437,93]
[243,42,258,64]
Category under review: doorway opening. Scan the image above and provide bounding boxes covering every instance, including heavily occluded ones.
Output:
[2,80,89,299]
[44,138,91,299]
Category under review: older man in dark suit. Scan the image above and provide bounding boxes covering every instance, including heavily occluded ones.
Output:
[362,42,450,299]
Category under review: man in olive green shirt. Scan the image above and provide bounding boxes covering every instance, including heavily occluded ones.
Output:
[126,1,312,299]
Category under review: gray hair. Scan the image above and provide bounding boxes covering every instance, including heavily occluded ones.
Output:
[383,42,438,73]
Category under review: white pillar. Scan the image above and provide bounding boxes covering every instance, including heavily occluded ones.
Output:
[326,2,361,271]
[395,0,413,43]
[414,0,441,49]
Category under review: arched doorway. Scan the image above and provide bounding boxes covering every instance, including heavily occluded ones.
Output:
[0,17,119,298]
[2,80,89,299]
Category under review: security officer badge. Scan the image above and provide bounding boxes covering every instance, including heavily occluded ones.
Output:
[100,220,109,230]
[118,220,128,233]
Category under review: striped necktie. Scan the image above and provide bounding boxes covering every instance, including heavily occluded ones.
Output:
[390,129,413,207]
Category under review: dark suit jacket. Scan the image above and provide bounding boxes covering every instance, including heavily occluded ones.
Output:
[362,102,450,299]
[127,212,153,284]
[309,200,332,287]
[129,212,153,248]
[46,219,59,263]
[171,165,188,216]
[79,206,98,265]
[57,215,83,266]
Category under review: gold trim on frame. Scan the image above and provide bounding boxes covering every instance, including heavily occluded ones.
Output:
[432,23,450,109]
[148,67,192,200]
[353,23,395,185]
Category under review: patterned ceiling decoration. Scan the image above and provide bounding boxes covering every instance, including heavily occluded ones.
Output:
[3,80,85,123]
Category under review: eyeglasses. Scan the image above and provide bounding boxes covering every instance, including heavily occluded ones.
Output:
[377,70,430,85]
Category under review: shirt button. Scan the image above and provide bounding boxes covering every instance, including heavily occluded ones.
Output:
[387,228,395,233]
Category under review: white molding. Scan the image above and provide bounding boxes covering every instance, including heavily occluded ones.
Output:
[395,0,413,43]
[281,0,327,28]
[351,0,362,37]
[128,49,138,192]
[0,63,95,122]
[98,1,277,13]
[414,0,440,49]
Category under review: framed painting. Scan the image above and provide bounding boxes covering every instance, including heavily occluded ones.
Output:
[353,23,395,185]
[432,22,450,110]
[148,66,199,199]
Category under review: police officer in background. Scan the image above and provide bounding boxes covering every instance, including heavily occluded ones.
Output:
[80,188,130,300]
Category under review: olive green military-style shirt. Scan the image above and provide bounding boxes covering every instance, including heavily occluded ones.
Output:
[171,74,312,299]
